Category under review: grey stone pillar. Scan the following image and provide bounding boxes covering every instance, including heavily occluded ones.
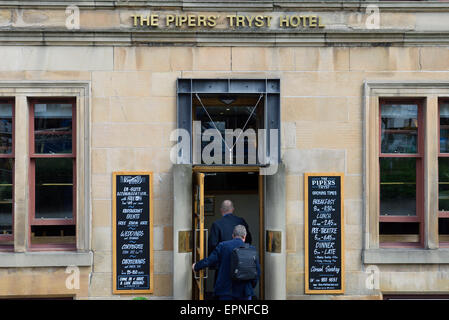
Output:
[173,164,192,299]
[264,163,286,300]
[14,95,29,252]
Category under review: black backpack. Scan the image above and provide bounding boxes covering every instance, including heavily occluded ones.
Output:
[230,243,258,281]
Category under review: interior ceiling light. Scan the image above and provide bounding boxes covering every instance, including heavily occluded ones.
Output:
[219,96,236,105]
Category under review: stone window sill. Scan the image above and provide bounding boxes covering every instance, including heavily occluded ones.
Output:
[363,248,449,264]
[0,251,93,267]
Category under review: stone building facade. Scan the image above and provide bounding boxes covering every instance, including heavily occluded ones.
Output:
[0,0,448,300]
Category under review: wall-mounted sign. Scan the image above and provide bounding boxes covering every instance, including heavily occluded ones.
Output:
[266,230,282,253]
[112,171,153,294]
[304,173,344,294]
[131,14,325,29]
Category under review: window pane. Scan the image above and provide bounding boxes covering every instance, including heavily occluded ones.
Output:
[34,103,72,154]
[380,158,416,216]
[440,103,449,153]
[31,225,75,246]
[0,103,13,154]
[439,218,449,235]
[204,172,258,192]
[35,158,73,219]
[439,218,449,243]
[379,222,420,244]
[381,104,418,154]
[438,157,449,211]
[0,159,13,235]
[194,94,262,165]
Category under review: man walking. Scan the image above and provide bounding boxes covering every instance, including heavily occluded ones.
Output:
[193,225,260,300]
[208,200,252,255]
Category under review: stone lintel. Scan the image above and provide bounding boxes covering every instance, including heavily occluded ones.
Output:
[2,1,449,12]
[0,30,448,47]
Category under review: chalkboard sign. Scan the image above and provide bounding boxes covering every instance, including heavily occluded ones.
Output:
[113,172,153,294]
[305,173,344,294]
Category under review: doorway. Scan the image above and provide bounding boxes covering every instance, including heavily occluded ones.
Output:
[174,79,283,300]
[192,166,264,300]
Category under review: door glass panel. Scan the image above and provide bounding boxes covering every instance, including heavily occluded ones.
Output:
[34,103,72,154]
[0,159,13,235]
[380,158,416,216]
[35,158,73,219]
[381,104,418,154]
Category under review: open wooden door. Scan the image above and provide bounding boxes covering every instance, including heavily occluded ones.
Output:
[259,173,265,300]
[192,172,206,300]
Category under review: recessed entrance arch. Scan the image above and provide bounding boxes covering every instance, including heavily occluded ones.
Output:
[173,79,285,300]
[173,164,286,300]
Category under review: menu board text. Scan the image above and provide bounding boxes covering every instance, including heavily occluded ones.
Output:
[305,174,344,294]
[113,172,153,294]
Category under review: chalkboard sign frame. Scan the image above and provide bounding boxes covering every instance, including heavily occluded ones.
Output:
[112,171,154,295]
[304,172,345,294]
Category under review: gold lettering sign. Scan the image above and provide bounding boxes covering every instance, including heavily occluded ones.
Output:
[131,14,325,29]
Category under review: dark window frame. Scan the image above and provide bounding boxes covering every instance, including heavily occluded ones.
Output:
[438,98,449,247]
[0,98,14,251]
[378,98,425,248]
[28,98,76,251]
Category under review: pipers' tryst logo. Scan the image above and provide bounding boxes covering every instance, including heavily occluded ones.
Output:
[122,176,144,184]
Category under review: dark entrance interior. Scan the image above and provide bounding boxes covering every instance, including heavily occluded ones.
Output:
[193,93,265,165]
[200,170,263,300]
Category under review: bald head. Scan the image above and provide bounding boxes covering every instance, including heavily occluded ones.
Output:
[220,200,234,216]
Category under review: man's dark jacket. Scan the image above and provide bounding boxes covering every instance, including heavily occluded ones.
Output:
[208,213,252,255]
[194,238,260,299]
